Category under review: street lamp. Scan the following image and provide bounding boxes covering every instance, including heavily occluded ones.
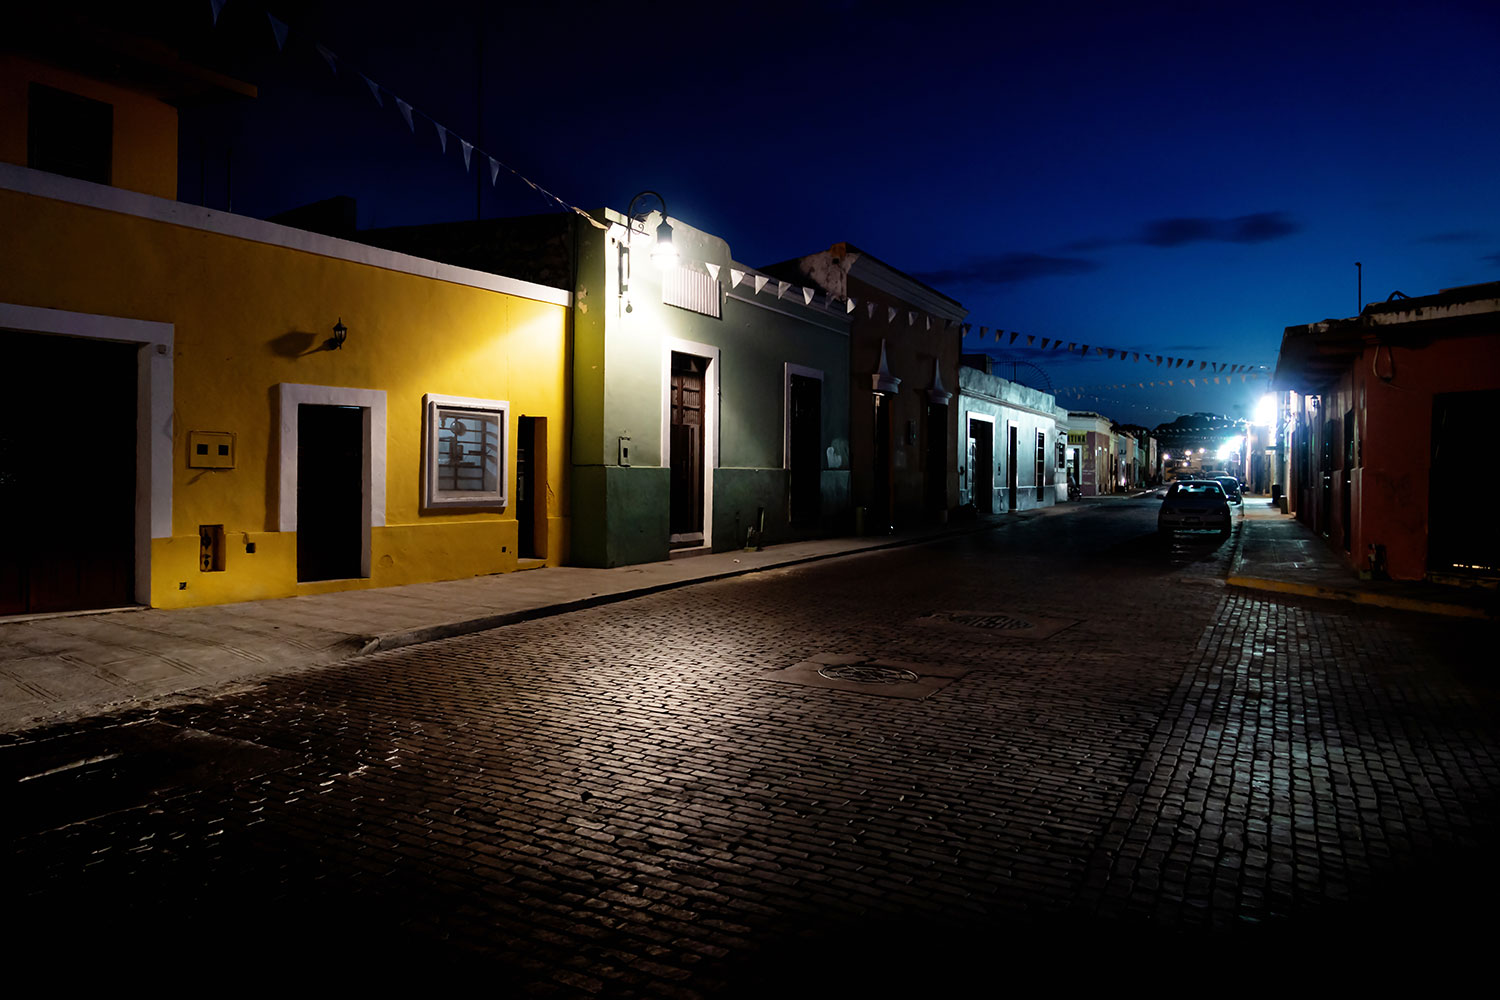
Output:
[620,190,677,312]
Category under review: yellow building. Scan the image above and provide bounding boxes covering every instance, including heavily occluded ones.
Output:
[0,48,570,613]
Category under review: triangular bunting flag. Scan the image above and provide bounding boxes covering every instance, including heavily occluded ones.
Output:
[754,275,769,294]
[361,74,383,107]
[925,315,931,330]
[489,157,500,185]
[1156,356,1163,366]
[1081,344,1090,356]
[267,13,289,51]
[704,263,721,282]
[1026,335,1035,346]
[729,268,745,288]
[979,326,988,339]
[868,302,877,319]
[1041,338,1050,350]
[888,307,898,324]
[396,99,415,131]
[1009,331,1019,344]
[1189,379,1196,387]
[908,311,917,326]
[460,140,473,171]
[1106,348,1116,359]
[1133,352,1140,363]
[846,299,856,314]
[434,122,447,152]
[1069,343,1076,352]
[803,287,816,306]
[210,0,227,26]
[316,43,339,74]
[777,281,791,300]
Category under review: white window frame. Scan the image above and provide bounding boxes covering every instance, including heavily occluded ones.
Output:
[277,383,386,580]
[422,393,509,509]
[783,363,824,469]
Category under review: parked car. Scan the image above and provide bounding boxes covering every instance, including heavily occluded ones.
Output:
[1214,476,1244,505]
[1158,480,1232,537]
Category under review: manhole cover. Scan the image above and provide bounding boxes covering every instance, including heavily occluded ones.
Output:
[818,663,920,685]
[927,611,1033,630]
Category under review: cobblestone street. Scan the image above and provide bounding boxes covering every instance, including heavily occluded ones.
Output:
[6,501,1498,993]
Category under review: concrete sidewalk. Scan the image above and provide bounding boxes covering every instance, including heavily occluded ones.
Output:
[1228,496,1498,620]
[1,509,1071,733]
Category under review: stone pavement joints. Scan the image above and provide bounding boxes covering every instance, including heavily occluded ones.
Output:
[5,507,1498,993]
[1075,588,1500,944]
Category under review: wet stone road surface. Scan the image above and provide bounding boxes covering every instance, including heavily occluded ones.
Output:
[5,501,1498,993]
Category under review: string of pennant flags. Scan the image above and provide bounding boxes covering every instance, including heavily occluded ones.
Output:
[209,1,607,229]
[206,3,1273,394]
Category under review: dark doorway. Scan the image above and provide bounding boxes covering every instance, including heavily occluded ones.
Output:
[0,331,136,615]
[1035,430,1047,502]
[871,393,894,533]
[925,403,948,515]
[1431,389,1500,576]
[297,404,364,582]
[517,416,546,560]
[967,417,993,513]
[1319,417,1335,537]
[670,352,707,546]
[787,374,821,529]
[1007,424,1019,512]
[1341,409,1354,552]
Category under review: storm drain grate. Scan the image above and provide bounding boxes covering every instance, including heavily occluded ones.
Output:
[818,662,921,685]
[922,611,1034,630]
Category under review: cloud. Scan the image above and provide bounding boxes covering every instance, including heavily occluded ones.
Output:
[1060,236,1119,252]
[1480,251,1500,265]
[1063,211,1302,252]
[1140,212,1300,247]
[1420,230,1483,243]
[913,252,1102,287]
[1226,212,1301,243]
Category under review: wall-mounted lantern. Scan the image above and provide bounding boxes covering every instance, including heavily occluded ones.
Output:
[331,318,348,350]
[621,190,676,313]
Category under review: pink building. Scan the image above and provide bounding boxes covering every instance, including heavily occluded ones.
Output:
[1273,281,1499,582]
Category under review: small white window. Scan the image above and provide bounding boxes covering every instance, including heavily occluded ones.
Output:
[423,393,508,509]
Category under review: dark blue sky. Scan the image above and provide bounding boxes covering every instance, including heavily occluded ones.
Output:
[172,0,1500,426]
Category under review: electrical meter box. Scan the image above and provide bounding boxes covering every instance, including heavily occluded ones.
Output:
[188,431,236,469]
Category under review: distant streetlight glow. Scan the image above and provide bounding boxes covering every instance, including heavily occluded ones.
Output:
[1252,393,1276,426]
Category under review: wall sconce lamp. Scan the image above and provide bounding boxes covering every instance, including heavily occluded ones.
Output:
[621,190,676,313]
[331,318,348,350]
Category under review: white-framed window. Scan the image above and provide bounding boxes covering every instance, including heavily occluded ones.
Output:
[423,393,508,509]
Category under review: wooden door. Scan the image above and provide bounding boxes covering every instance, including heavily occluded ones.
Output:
[516,416,546,560]
[788,374,821,528]
[969,418,993,513]
[0,331,136,615]
[1007,425,1019,511]
[670,353,706,543]
[925,404,947,513]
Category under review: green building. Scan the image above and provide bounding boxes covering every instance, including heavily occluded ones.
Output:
[363,205,852,568]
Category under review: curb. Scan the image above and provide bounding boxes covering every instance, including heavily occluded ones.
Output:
[1224,574,1493,619]
[1227,511,1492,619]
[364,503,1089,654]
